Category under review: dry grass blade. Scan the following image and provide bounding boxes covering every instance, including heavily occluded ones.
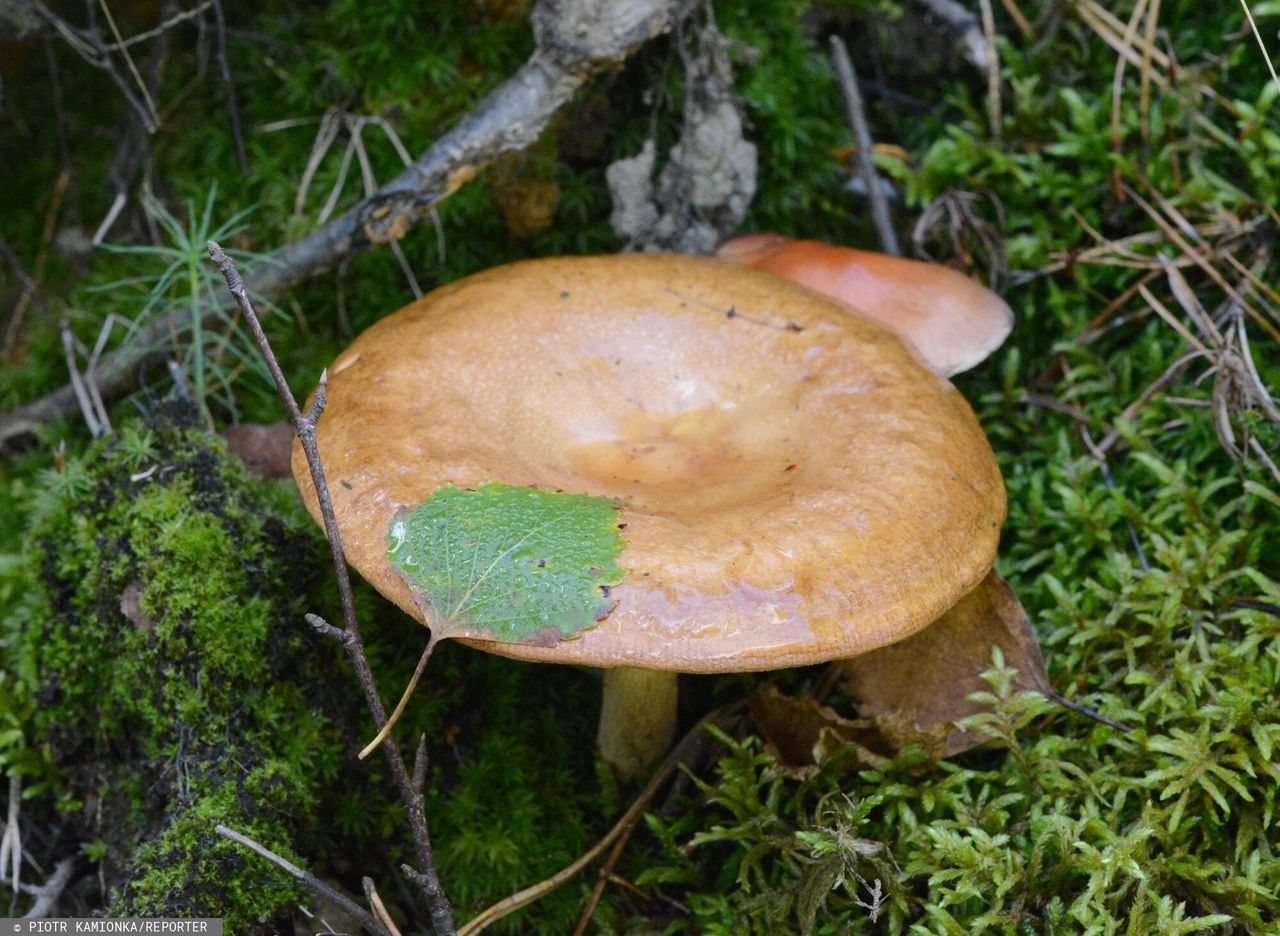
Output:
[1038,217,1260,276]
[998,0,1033,39]
[1131,273,1279,469]
[1239,0,1280,95]
[1110,0,1150,161]
[1221,251,1280,327]
[1234,318,1280,423]
[1160,258,1224,346]
[317,137,358,227]
[364,879,405,936]
[977,0,1001,142]
[914,190,1009,291]
[1096,351,1203,454]
[1140,0,1160,142]
[1124,182,1280,343]
[97,0,160,128]
[1248,436,1280,484]
[1137,284,1210,356]
[4,168,69,357]
[292,110,343,223]
[457,708,734,935]
[1072,270,1159,348]
[292,109,425,295]
[1074,0,1169,92]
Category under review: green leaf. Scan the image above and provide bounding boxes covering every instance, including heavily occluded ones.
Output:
[387,483,626,646]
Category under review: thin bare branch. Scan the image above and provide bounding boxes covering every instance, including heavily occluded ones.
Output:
[1,0,684,445]
[208,243,456,934]
[216,825,389,936]
[976,0,1001,142]
[20,858,76,919]
[210,0,249,176]
[103,0,212,50]
[829,36,899,256]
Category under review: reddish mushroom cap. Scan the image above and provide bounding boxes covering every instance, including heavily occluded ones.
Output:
[717,233,1013,376]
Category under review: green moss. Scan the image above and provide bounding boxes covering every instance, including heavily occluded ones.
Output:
[119,763,309,931]
[8,413,346,926]
[645,450,1279,929]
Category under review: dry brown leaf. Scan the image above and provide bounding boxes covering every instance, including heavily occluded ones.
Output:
[748,685,887,778]
[488,151,561,240]
[839,570,1049,757]
[221,421,295,479]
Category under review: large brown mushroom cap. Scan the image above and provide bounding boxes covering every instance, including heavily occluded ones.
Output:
[293,254,1005,674]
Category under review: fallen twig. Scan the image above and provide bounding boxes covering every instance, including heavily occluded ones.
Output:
[97,0,183,246]
[829,36,899,256]
[215,825,389,936]
[0,0,682,446]
[210,0,249,176]
[976,0,1001,142]
[103,0,213,50]
[363,878,405,936]
[94,0,160,128]
[2,168,69,358]
[208,241,456,935]
[19,858,75,920]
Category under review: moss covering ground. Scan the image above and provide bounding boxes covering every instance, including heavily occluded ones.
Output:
[1,0,1278,932]
[7,414,347,928]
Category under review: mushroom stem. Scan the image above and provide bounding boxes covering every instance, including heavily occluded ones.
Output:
[597,668,679,781]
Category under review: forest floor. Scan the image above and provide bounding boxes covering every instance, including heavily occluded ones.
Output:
[1,0,1279,933]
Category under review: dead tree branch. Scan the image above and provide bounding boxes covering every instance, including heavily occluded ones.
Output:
[15,857,77,919]
[208,241,455,934]
[17,0,159,132]
[0,0,684,447]
[829,35,899,256]
[215,825,390,936]
[210,0,249,176]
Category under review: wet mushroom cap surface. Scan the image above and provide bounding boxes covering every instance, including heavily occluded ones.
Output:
[292,254,1005,673]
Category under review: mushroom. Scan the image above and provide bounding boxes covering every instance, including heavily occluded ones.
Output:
[717,233,1013,376]
[292,253,1005,779]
